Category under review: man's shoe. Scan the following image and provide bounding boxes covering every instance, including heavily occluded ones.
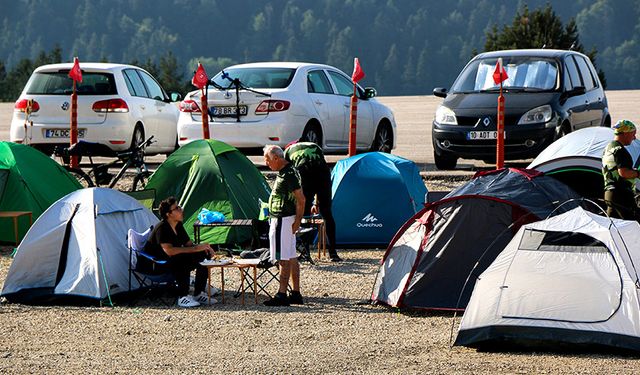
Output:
[177,295,200,308]
[263,292,290,307]
[288,291,304,305]
[194,292,218,305]
[329,255,343,262]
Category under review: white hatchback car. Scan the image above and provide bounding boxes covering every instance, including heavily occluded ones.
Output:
[10,63,180,156]
[177,62,396,153]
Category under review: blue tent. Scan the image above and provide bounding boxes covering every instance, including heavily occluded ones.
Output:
[331,152,427,247]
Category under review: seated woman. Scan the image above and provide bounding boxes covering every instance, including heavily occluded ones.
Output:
[144,196,216,307]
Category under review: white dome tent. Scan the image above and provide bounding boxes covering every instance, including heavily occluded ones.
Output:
[528,127,640,199]
[456,207,640,351]
[1,188,158,304]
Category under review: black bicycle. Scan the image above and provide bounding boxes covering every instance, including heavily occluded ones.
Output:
[54,136,155,191]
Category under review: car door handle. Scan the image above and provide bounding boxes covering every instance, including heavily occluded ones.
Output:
[140,105,146,110]
[314,100,323,105]
[343,104,350,108]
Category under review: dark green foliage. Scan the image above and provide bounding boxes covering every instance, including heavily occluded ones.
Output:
[0,0,637,101]
[485,4,606,87]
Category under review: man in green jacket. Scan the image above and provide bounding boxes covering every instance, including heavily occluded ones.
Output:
[602,119,639,220]
[263,145,306,306]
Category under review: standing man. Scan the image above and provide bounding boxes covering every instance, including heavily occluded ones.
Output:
[263,145,306,306]
[285,141,341,262]
[144,196,216,307]
[602,120,640,220]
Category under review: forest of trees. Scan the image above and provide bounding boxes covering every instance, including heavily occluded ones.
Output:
[1,0,639,101]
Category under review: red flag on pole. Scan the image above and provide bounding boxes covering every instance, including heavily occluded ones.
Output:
[68,57,82,83]
[351,57,365,83]
[192,63,209,89]
[492,59,508,85]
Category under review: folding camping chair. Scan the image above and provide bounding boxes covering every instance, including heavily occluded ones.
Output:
[234,227,317,299]
[234,248,280,299]
[127,227,176,306]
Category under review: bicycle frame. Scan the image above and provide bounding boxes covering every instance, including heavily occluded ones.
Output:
[56,136,155,191]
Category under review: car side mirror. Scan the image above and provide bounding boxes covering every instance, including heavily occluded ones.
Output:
[170,92,183,102]
[433,87,448,98]
[363,87,377,99]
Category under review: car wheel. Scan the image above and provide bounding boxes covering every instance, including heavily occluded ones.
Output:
[301,122,323,146]
[131,124,145,150]
[370,122,393,153]
[434,151,457,170]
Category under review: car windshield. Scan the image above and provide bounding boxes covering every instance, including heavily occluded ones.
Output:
[211,67,296,89]
[450,56,558,93]
[25,72,117,95]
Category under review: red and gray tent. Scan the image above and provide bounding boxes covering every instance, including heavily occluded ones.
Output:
[372,168,581,311]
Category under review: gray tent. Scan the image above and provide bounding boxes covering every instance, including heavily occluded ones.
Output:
[372,168,581,310]
[1,188,158,304]
[456,207,640,351]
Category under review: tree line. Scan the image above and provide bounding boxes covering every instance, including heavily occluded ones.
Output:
[0,0,637,101]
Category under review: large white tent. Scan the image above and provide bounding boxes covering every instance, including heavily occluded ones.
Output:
[1,188,158,304]
[456,207,640,351]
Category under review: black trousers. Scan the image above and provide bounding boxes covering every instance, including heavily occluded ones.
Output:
[168,252,209,296]
[604,189,638,221]
[299,166,338,256]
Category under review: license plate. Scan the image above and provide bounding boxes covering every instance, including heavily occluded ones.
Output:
[45,129,86,138]
[466,131,505,140]
[211,105,248,117]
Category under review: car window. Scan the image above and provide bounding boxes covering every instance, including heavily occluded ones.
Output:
[25,72,117,95]
[450,56,558,93]
[574,56,596,91]
[211,68,295,89]
[564,57,583,89]
[138,70,166,101]
[563,68,573,91]
[327,71,355,96]
[123,69,148,98]
[586,60,601,88]
[307,70,333,94]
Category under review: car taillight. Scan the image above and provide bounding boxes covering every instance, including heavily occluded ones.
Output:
[255,100,290,114]
[14,99,40,113]
[179,100,201,112]
[92,98,129,113]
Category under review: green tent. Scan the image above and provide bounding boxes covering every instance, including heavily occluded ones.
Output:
[0,142,82,243]
[146,139,271,245]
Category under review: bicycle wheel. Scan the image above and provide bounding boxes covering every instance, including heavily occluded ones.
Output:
[131,171,152,191]
[64,166,95,188]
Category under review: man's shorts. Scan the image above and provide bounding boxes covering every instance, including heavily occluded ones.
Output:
[269,215,297,261]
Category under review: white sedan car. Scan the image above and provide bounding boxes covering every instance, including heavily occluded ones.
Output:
[10,63,180,156]
[177,62,396,153]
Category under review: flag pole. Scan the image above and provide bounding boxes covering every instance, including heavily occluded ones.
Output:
[496,58,505,169]
[348,81,358,157]
[70,74,78,168]
[201,87,210,139]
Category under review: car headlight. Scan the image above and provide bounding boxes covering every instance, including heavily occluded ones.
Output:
[518,105,553,125]
[435,105,457,125]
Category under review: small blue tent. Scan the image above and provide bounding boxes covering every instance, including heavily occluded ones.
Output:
[331,152,427,247]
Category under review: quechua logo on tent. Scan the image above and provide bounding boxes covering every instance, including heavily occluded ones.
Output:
[358,213,383,228]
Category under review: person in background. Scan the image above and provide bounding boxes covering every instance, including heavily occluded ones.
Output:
[602,119,640,220]
[284,141,341,262]
[263,145,305,306]
[144,196,215,307]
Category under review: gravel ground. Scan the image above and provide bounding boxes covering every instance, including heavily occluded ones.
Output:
[0,176,639,374]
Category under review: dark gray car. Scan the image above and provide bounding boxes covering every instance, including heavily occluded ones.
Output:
[432,49,610,169]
